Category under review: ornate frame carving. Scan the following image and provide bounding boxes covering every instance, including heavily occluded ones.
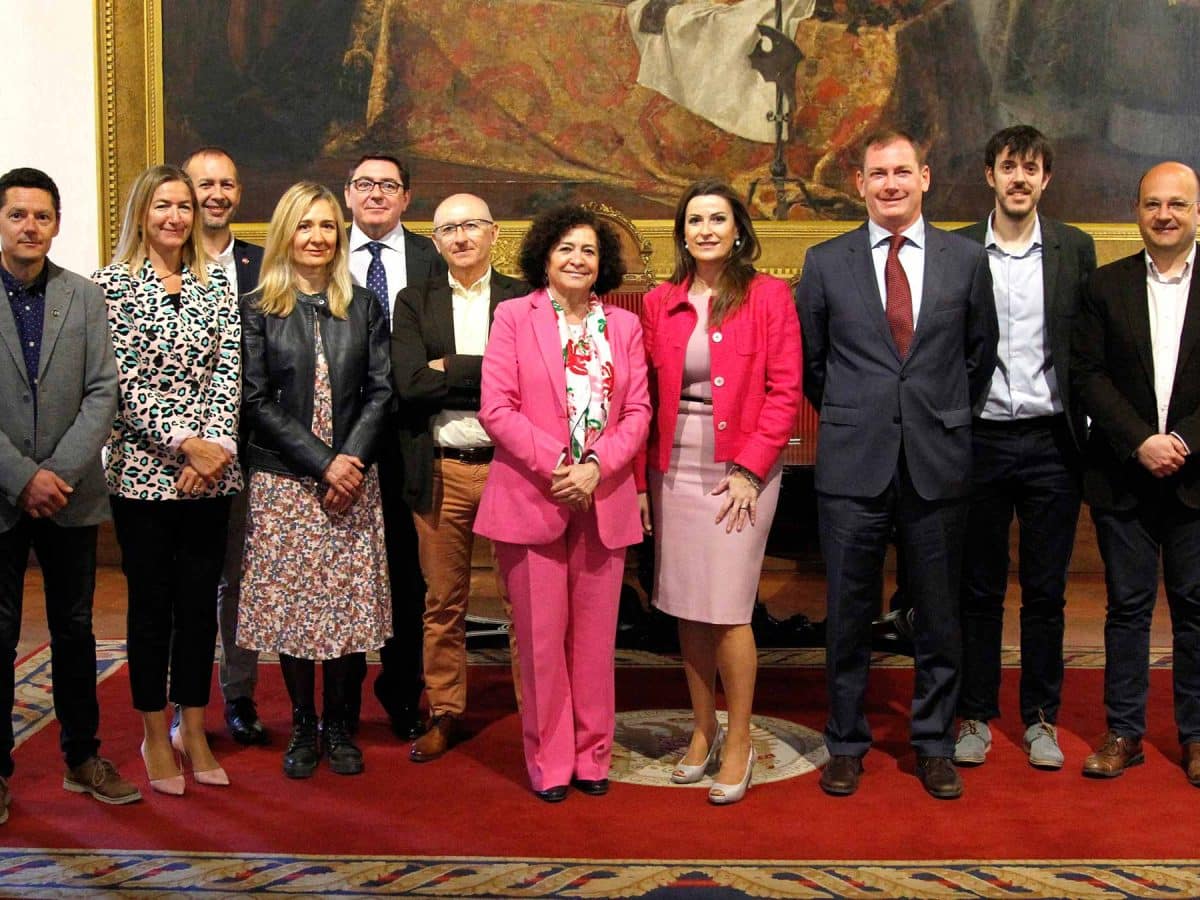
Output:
[97,0,1147,271]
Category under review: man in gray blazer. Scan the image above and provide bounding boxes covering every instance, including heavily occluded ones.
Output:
[0,168,140,822]
[954,126,1096,772]
[795,131,998,799]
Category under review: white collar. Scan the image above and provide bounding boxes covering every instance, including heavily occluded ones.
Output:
[349,221,405,252]
[868,215,925,250]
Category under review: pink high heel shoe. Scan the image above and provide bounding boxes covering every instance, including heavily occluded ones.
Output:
[170,729,230,786]
[140,740,184,796]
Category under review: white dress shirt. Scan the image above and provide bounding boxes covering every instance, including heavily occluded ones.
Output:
[868,216,926,326]
[348,221,409,318]
[431,268,493,449]
[213,235,239,296]
[1146,245,1196,435]
[980,214,1059,420]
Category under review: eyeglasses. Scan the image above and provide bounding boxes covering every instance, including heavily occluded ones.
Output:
[431,219,495,239]
[347,178,405,195]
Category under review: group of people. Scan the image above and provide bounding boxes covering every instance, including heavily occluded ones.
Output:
[1,122,1198,826]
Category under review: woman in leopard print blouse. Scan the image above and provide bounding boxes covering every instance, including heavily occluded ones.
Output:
[92,164,241,797]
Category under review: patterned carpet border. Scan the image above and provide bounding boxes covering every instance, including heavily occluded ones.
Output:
[0,850,1198,898]
[10,644,1188,898]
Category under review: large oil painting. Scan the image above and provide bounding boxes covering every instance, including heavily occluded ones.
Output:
[155,0,1200,224]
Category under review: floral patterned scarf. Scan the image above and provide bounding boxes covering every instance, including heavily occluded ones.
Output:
[551,293,613,462]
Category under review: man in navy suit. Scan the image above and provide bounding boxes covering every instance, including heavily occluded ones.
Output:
[181,147,266,746]
[1073,161,1200,784]
[795,130,998,799]
[344,154,445,740]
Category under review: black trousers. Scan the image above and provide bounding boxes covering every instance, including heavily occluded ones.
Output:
[1092,494,1200,744]
[0,517,101,776]
[110,496,231,711]
[348,432,425,715]
[819,454,968,758]
[959,416,1081,726]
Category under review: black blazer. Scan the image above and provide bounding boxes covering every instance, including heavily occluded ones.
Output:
[957,215,1096,451]
[391,269,529,512]
[795,221,998,501]
[1072,246,1200,511]
[240,285,393,480]
[402,227,447,291]
[232,238,264,297]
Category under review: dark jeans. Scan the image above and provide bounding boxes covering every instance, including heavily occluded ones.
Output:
[959,416,1081,726]
[819,454,968,758]
[349,435,425,715]
[1092,497,1200,744]
[110,495,232,711]
[0,517,101,776]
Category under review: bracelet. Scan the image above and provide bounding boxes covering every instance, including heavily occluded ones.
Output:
[730,464,762,493]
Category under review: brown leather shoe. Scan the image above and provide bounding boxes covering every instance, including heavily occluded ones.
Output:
[819,755,863,796]
[1183,742,1200,786]
[1082,730,1143,777]
[916,756,963,799]
[409,714,458,762]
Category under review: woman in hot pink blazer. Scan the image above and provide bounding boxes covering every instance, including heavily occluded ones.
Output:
[637,180,801,805]
[475,206,650,803]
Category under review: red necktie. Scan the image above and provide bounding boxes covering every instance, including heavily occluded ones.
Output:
[885,233,913,358]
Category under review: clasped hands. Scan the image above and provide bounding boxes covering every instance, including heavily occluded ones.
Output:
[18,469,73,518]
[550,459,600,511]
[176,437,234,496]
[1137,433,1190,478]
[323,453,366,514]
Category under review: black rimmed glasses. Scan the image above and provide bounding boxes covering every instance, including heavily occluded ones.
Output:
[431,219,495,239]
[348,178,406,195]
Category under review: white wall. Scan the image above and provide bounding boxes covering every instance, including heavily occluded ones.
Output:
[0,2,101,274]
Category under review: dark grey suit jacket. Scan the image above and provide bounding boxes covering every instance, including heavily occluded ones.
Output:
[956,215,1097,451]
[232,237,264,297]
[1073,246,1200,511]
[391,269,528,512]
[0,261,118,531]
[795,221,998,501]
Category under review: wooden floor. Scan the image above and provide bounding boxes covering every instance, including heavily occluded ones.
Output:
[15,556,1175,660]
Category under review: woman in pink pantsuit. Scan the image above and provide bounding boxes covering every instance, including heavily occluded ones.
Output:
[475,206,650,803]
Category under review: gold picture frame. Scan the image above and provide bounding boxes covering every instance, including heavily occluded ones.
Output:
[96,0,1146,277]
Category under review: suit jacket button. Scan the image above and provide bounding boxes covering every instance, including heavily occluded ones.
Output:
[713,376,725,387]
[711,331,723,343]
[717,420,728,431]
[892,416,901,424]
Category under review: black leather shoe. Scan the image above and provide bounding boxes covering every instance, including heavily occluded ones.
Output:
[322,719,364,775]
[283,713,319,779]
[916,755,964,799]
[534,785,568,803]
[571,778,609,796]
[819,755,863,796]
[225,697,269,746]
[373,677,425,740]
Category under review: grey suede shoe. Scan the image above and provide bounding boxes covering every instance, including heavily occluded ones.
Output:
[1023,716,1064,769]
[953,719,992,766]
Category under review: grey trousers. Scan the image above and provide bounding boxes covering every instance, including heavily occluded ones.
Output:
[218,488,259,702]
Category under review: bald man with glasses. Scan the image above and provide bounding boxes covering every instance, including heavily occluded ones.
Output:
[391,194,528,761]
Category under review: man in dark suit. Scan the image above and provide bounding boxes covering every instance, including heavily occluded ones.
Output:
[795,130,998,799]
[344,153,445,739]
[0,167,141,819]
[1073,161,1200,784]
[181,147,267,746]
[391,193,528,761]
[953,126,1096,771]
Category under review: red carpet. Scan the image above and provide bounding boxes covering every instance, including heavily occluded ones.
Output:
[6,650,1200,864]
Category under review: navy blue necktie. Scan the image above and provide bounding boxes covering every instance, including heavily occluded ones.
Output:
[365,241,391,332]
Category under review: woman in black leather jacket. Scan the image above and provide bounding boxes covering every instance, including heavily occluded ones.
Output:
[237,181,393,779]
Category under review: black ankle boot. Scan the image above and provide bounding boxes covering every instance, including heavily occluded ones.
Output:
[283,711,319,778]
[321,718,363,775]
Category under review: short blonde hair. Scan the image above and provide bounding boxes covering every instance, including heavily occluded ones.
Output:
[112,165,209,285]
[255,181,353,319]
